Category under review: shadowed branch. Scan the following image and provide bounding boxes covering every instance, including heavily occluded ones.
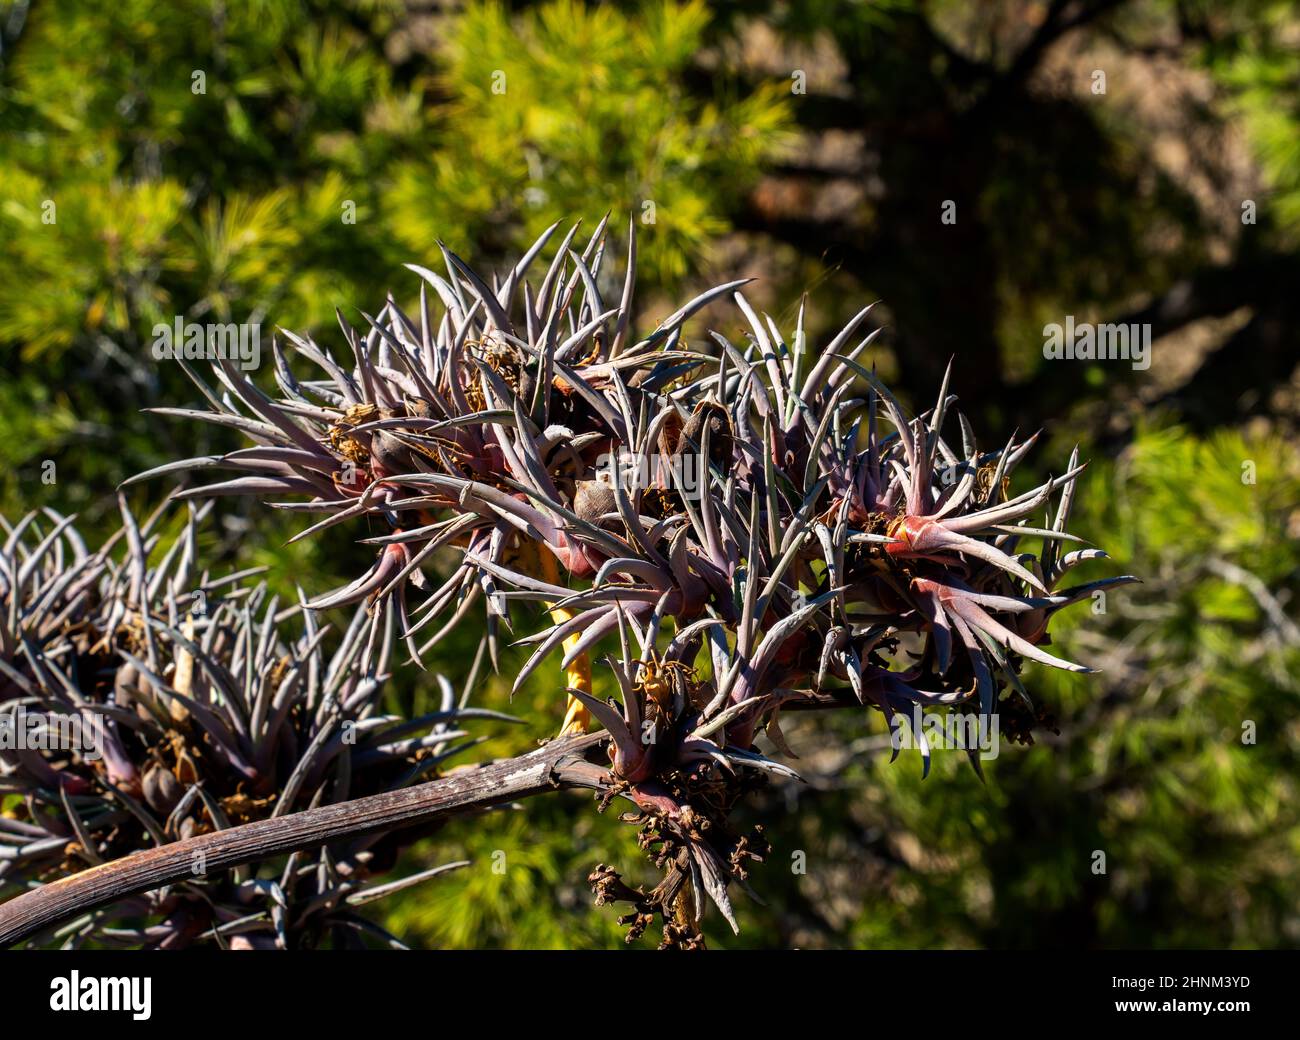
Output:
[0,733,611,949]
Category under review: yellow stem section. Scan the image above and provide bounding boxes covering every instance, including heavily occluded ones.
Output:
[534,544,591,735]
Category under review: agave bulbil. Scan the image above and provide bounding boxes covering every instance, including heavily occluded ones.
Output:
[120,216,1134,946]
[0,501,497,948]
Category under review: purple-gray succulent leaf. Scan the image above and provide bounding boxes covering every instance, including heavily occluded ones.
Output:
[909,523,1049,593]
[942,593,1093,673]
[306,546,405,611]
[592,557,673,590]
[637,278,754,348]
[1049,547,1113,585]
[510,606,607,694]
[798,303,877,403]
[119,455,226,488]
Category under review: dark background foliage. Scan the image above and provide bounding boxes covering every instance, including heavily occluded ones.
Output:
[1,0,1296,947]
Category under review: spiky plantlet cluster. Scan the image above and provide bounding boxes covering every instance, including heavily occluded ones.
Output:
[0,501,503,948]
[141,217,1135,946]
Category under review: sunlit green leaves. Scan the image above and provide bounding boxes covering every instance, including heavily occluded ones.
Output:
[383,0,791,279]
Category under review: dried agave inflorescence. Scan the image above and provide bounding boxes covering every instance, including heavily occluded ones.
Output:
[141,217,1135,946]
[0,501,499,948]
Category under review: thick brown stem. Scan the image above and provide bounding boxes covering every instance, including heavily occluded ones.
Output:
[0,733,611,948]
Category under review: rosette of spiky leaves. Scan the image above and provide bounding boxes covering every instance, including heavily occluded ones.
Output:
[491,288,1135,771]
[134,217,746,675]
[0,502,504,948]
[673,313,1140,768]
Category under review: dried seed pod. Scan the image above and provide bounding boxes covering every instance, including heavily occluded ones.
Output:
[369,429,419,476]
[573,477,618,522]
[142,762,182,815]
[680,400,733,469]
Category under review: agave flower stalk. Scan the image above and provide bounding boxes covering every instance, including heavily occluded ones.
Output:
[527,539,593,734]
[123,218,1136,944]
